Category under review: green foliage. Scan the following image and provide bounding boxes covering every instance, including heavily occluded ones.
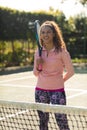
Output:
[79,0,87,5]
[72,58,87,63]
[0,40,35,68]
[5,49,27,66]
[0,41,6,51]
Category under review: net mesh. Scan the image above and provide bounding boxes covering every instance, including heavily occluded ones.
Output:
[0,100,87,130]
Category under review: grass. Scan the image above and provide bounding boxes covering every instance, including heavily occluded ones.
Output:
[72,58,87,63]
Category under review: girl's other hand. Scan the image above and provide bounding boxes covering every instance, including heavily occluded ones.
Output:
[36,57,44,71]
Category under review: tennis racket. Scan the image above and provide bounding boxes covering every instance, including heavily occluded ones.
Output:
[35,20,42,71]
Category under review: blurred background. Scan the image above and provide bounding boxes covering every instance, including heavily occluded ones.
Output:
[0,0,87,75]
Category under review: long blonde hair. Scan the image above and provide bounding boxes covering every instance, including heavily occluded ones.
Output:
[40,21,66,52]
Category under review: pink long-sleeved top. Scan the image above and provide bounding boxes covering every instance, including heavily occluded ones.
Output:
[33,47,74,90]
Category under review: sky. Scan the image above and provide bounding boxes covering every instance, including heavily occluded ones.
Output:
[0,0,86,19]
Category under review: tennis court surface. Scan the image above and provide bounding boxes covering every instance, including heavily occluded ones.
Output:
[0,70,87,129]
[0,71,87,106]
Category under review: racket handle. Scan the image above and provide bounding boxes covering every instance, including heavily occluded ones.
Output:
[38,64,42,71]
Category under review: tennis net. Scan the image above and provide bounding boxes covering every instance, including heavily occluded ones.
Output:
[0,100,87,130]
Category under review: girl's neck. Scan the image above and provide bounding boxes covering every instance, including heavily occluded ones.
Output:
[44,43,54,51]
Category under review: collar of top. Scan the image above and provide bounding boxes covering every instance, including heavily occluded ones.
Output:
[42,46,55,52]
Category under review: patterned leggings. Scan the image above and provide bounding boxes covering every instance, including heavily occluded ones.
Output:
[35,89,70,130]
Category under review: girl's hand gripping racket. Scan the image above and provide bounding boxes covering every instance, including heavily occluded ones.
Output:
[35,20,42,71]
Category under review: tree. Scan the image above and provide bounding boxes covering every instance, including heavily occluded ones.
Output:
[62,0,87,5]
[78,0,87,5]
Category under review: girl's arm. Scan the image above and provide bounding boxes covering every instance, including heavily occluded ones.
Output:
[33,51,43,76]
[33,52,40,76]
[61,49,74,82]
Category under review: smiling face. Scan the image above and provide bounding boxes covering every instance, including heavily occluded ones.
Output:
[40,25,55,48]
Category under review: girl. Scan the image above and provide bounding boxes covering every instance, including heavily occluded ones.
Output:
[33,21,74,130]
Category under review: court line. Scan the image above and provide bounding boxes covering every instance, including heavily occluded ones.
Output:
[0,84,35,88]
[66,88,86,92]
[0,83,86,91]
[0,75,35,83]
[67,91,87,99]
[0,83,87,100]
[0,73,87,100]
[0,109,28,121]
